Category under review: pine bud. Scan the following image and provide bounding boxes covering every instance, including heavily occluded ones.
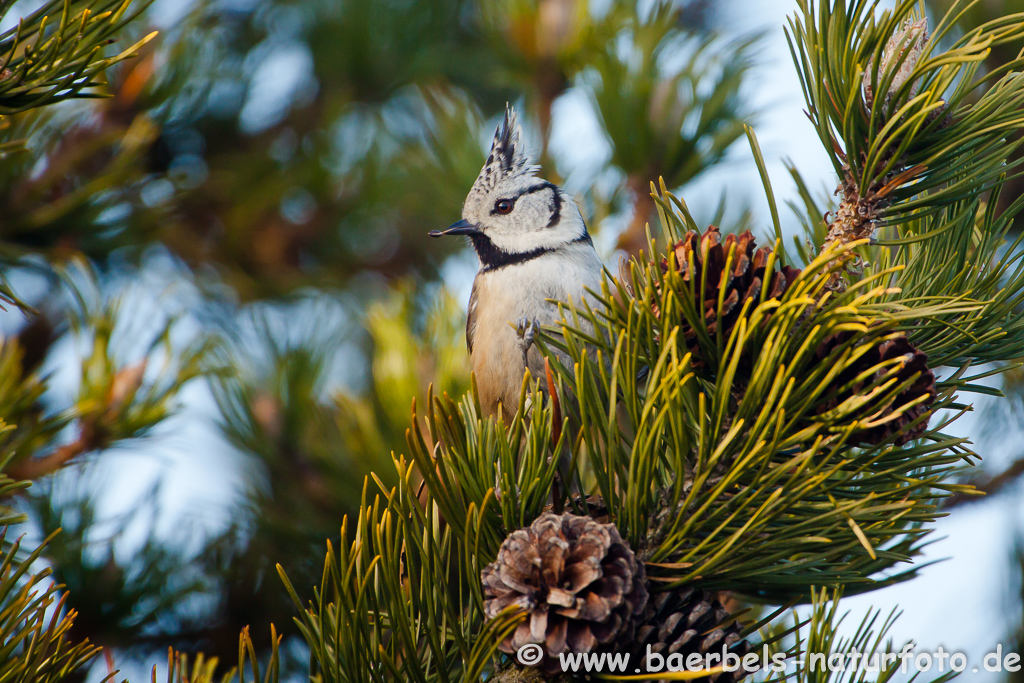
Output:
[251,392,283,439]
[105,360,147,415]
[537,0,578,58]
[864,17,928,106]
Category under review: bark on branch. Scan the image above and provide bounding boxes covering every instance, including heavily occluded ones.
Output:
[617,174,657,257]
[7,425,97,481]
[943,455,1024,509]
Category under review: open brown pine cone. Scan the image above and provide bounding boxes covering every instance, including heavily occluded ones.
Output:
[482,512,648,674]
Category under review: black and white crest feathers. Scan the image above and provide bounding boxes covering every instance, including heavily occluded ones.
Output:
[470,106,536,198]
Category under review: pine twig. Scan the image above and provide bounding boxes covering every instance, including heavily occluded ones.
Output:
[545,357,564,513]
[8,424,98,480]
[544,357,561,449]
[617,173,656,255]
[943,456,1024,509]
[489,666,572,683]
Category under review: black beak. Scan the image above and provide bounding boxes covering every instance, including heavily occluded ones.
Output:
[429,219,482,238]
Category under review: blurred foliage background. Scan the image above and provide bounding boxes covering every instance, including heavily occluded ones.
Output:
[1,0,1023,680]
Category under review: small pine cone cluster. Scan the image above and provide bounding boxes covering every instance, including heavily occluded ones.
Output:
[658,226,801,366]
[814,332,936,445]
[482,512,648,673]
[631,586,750,683]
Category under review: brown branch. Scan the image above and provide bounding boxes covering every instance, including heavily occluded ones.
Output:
[943,455,1024,509]
[7,425,98,481]
[545,357,564,514]
[534,60,567,170]
[489,666,572,683]
[617,174,657,256]
[544,358,561,450]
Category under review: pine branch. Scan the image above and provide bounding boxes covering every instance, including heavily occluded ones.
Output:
[763,589,956,683]
[787,0,1024,289]
[4,275,211,483]
[154,626,281,683]
[943,455,1024,508]
[6,425,96,480]
[533,195,968,598]
[0,531,103,683]
[0,0,157,115]
[584,6,758,255]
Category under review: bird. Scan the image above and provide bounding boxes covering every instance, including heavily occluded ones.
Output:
[430,106,604,423]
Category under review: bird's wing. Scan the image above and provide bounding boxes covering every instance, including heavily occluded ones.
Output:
[466,274,480,354]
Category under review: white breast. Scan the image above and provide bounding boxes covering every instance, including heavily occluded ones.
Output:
[469,243,604,420]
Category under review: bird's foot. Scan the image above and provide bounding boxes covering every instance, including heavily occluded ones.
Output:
[515,317,541,365]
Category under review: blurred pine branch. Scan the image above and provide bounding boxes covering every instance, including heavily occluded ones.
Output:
[3,0,1024,680]
[268,1,1024,681]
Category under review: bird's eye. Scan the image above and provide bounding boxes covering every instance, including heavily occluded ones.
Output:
[494,199,514,214]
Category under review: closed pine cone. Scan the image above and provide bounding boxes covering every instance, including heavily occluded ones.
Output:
[656,227,936,444]
[631,586,750,683]
[659,226,801,366]
[482,512,648,674]
[813,332,936,445]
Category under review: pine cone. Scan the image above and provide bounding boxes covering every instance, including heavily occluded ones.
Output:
[631,587,750,683]
[814,332,936,445]
[659,226,800,366]
[482,512,648,674]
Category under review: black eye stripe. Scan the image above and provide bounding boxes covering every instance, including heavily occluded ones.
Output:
[521,182,556,197]
[547,188,562,228]
[489,182,560,216]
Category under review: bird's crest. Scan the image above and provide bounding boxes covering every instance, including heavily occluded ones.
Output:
[469,105,536,198]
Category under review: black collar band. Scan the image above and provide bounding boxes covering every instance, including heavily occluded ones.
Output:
[471,231,592,273]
